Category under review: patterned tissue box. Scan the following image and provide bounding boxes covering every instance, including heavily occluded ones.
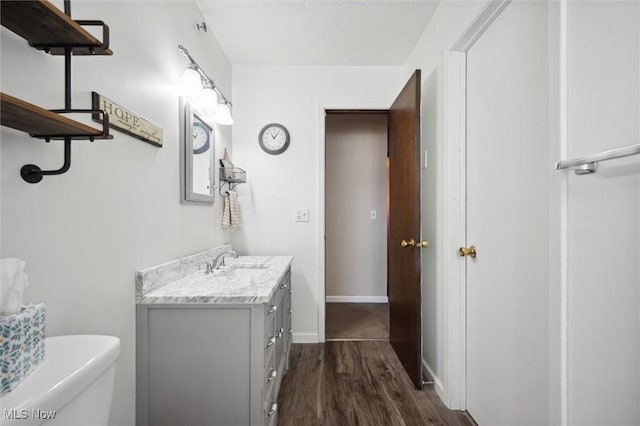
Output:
[0,303,46,393]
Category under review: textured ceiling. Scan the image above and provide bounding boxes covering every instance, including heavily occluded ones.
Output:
[196,1,441,66]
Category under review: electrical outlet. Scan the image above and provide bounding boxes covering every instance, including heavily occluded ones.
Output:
[370,210,377,220]
[295,208,309,222]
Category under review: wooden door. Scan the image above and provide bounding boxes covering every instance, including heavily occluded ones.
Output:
[388,70,422,389]
[465,2,549,424]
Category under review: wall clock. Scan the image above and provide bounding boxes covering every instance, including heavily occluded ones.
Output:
[192,119,211,154]
[259,123,290,155]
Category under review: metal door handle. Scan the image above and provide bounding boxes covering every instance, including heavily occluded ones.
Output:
[402,239,429,248]
[459,245,477,258]
[401,239,416,248]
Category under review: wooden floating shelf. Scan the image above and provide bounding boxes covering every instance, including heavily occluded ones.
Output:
[1,93,113,140]
[0,1,112,55]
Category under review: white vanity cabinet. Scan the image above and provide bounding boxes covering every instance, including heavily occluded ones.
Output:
[136,264,292,426]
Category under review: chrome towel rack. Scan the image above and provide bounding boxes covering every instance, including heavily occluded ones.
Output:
[555,143,640,175]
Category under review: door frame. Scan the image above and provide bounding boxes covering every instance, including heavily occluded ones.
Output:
[316,101,392,343]
[441,0,512,410]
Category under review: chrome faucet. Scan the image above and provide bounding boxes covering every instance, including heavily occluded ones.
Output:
[212,250,239,269]
[201,262,215,274]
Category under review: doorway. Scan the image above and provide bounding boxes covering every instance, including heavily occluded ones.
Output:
[318,70,423,388]
[324,111,390,341]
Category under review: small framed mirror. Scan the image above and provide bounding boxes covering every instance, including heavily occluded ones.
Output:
[179,97,215,204]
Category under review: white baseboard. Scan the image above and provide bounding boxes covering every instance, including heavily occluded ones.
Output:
[422,359,445,401]
[325,296,388,303]
[292,333,319,343]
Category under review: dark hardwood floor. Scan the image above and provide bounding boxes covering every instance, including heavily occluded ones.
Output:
[277,341,474,426]
[325,303,389,340]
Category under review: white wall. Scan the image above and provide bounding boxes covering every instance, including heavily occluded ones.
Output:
[402,0,486,397]
[0,2,232,424]
[325,114,388,301]
[565,2,640,424]
[405,1,640,424]
[231,66,404,341]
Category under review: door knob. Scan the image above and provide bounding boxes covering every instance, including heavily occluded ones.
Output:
[401,239,429,248]
[459,245,477,258]
[401,239,416,248]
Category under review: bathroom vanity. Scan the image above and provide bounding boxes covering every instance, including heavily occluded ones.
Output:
[136,247,293,426]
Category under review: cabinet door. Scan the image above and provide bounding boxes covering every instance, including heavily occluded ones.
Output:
[146,307,251,426]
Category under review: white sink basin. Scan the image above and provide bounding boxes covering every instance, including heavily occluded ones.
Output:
[223,265,269,281]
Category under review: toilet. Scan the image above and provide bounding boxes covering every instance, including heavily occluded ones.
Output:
[1,335,120,426]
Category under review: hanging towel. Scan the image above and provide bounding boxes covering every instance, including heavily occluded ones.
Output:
[222,190,241,231]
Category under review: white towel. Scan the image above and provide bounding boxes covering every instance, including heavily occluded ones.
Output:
[222,191,241,231]
[0,258,29,315]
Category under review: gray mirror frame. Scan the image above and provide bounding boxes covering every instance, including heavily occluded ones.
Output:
[179,97,215,205]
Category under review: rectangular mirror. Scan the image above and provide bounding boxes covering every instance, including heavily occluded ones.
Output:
[179,97,215,204]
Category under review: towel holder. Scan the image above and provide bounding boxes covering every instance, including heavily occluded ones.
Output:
[219,166,246,196]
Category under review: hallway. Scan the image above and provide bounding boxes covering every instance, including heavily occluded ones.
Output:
[277,341,474,426]
[325,303,389,340]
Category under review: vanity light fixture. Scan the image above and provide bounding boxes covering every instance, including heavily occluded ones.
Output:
[181,64,202,98]
[213,101,233,125]
[178,44,232,125]
[201,83,218,114]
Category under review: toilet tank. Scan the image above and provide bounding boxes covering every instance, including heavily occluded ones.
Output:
[1,335,120,426]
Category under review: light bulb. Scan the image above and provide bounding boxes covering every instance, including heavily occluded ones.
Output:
[202,85,219,114]
[181,65,202,98]
[213,102,233,125]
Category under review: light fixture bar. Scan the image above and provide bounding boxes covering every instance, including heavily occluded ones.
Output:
[178,44,232,107]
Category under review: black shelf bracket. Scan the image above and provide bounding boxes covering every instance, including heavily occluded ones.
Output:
[20,0,111,184]
[21,139,72,184]
[30,20,111,56]
[31,109,110,141]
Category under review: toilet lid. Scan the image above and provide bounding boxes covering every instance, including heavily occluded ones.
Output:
[1,335,120,414]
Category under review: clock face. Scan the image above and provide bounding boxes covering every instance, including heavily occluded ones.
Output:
[259,123,290,155]
[192,120,210,154]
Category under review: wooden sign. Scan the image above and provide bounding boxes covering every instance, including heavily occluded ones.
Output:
[92,92,163,147]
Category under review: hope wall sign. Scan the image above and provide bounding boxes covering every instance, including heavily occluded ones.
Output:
[92,92,163,147]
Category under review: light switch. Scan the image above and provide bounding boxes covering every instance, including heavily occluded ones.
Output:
[424,149,428,169]
[295,208,309,222]
[370,210,377,220]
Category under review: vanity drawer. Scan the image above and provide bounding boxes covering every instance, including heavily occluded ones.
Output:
[264,399,278,426]
[264,314,275,347]
[263,348,277,398]
[264,301,279,319]
[278,269,291,291]
[263,350,278,425]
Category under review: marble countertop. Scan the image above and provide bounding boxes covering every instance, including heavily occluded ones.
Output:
[136,255,293,305]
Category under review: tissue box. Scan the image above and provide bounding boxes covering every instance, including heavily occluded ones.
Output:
[0,303,46,392]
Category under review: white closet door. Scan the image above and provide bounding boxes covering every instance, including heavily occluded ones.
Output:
[466,1,550,424]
